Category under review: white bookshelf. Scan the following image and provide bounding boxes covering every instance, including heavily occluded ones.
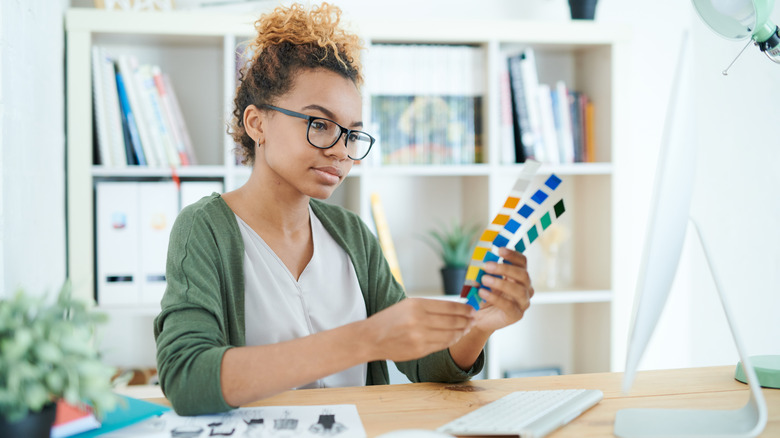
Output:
[66,9,630,376]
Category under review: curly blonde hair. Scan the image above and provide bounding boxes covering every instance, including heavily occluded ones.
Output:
[228,2,364,165]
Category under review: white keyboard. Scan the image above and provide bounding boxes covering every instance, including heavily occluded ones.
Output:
[437,389,603,438]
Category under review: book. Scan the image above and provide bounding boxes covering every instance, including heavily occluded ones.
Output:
[152,66,190,166]
[554,81,575,164]
[137,64,179,167]
[51,400,100,438]
[583,95,595,162]
[91,46,114,167]
[99,50,128,167]
[371,95,482,165]
[497,51,516,164]
[536,83,560,164]
[569,91,583,162]
[114,66,146,166]
[161,73,197,165]
[507,52,533,162]
[74,395,170,438]
[117,55,157,167]
[368,44,483,165]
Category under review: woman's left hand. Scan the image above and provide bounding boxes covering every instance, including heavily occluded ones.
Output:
[472,246,534,333]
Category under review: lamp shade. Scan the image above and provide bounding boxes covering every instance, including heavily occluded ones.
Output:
[692,0,776,41]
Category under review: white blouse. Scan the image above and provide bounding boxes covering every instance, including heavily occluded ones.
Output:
[236,207,367,389]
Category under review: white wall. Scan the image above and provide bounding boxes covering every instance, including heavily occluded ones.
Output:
[1,0,68,298]
[11,0,778,369]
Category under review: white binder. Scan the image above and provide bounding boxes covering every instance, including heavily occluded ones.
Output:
[179,180,224,210]
[96,181,140,306]
[139,181,178,305]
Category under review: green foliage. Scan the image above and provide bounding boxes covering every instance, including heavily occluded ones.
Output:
[0,281,118,423]
[424,220,481,268]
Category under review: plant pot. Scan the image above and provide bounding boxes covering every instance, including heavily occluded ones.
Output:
[441,267,467,296]
[568,0,598,20]
[0,402,57,438]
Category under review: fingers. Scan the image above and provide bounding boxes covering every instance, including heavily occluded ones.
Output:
[367,298,477,362]
[478,247,534,315]
[409,298,476,330]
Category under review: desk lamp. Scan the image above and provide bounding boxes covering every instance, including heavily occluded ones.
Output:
[693,0,780,392]
[692,0,780,71]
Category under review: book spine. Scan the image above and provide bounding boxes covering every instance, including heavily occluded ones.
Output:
[569,91,583,163]
[162,73,197,165]
[507,53,533,162]
[116,55,158,167]
[91,46,113,167]
[537,83,560,164]
[498,51,516,164]
[99,49,128,167]
[519,49,546,163]
[114,68,146,166]
[139,65,180,167]
[152,66,189,166]
[584,96,595,162]
[554,81,575,164]
[133,64,167,167]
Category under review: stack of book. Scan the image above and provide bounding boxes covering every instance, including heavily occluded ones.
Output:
[500,48,596,165]
[367,44,485,165]
[91,47,197,168]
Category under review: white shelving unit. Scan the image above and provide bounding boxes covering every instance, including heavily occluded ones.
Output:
[65,9,630,376]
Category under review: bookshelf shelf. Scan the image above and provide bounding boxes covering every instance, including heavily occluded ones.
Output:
[66,8,629,377]
[92,165,226,178]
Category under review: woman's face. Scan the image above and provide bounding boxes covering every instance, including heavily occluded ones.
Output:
[257,68,363,201]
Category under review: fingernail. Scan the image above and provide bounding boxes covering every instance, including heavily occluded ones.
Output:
[482,275,495,286]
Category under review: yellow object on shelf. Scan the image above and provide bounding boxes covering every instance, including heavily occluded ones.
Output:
[370,193,404,289]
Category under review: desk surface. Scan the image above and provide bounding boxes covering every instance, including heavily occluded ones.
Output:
[151,366,779,437]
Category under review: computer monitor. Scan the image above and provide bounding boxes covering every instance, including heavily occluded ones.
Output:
[613,33,768,437]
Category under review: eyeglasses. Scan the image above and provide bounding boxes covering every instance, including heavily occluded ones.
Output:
[263,105,375,161]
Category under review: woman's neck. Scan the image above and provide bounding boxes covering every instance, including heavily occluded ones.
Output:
[225,166,311,236]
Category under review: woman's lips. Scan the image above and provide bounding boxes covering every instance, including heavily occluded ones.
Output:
[312,166,342,184]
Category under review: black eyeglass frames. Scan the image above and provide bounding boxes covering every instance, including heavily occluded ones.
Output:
[262,104,375,161]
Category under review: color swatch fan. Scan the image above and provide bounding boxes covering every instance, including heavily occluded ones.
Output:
[461,160,566,310]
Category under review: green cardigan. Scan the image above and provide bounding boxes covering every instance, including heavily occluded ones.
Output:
[154,194,483,415]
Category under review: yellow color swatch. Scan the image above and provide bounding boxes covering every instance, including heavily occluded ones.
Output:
[480,230,499,242]
[466,265,481,281]
[492,214,510,226]
[471,247,488,261]
[503,197,520,209]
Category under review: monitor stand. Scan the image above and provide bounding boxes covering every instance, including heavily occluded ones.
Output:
[614,218,768,438]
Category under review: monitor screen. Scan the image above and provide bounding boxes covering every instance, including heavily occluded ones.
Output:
[621,32,696,394]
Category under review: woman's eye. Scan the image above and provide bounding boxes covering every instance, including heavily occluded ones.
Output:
[310,120,328,131]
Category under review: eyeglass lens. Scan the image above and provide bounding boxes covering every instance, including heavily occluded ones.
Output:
[308,118,372,160]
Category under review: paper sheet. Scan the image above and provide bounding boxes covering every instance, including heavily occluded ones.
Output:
[101,404,366,438]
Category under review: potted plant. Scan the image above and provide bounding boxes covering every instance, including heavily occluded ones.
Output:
[424,220,481,295]
[0,281,118,438]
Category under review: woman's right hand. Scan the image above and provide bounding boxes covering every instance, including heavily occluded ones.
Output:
[362,298,477,362]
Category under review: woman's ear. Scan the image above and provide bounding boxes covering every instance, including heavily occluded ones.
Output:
[243,104,265,146]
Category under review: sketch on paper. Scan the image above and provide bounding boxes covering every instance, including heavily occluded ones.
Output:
[101,404,364,438]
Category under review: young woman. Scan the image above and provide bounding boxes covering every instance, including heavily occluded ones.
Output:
[154,2,534,416]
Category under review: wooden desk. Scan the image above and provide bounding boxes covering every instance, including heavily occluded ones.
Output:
[151,366,779,437]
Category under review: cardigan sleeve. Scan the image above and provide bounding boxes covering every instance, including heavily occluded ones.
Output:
[153,200,238,416]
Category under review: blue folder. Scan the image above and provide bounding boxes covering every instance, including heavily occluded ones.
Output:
[72,395,170,437]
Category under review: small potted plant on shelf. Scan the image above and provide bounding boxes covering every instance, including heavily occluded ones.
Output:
[424,220,481,295]
[0,281,118,438]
